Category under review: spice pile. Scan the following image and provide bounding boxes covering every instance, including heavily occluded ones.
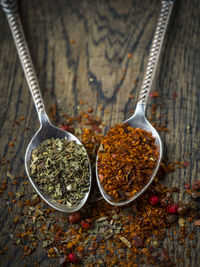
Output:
[30,138,90,206]
[0,106,200,266]
[97,124,159,201]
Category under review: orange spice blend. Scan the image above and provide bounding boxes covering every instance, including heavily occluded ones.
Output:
[97,123,159,200]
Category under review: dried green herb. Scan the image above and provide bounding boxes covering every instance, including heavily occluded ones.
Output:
[29,138,90,206]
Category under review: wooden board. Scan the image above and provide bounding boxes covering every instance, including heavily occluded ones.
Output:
[0,0,200,266]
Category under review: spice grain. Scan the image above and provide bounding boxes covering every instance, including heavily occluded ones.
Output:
[97,124,159,200]
[30,138,90,206]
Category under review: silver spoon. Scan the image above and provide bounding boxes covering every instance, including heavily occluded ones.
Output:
[1,0,92,212]
[96,0,174,206]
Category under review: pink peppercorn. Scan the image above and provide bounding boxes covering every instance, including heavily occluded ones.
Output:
[68,252,80,264]
[149,196,159,206]
[166,204,178,214]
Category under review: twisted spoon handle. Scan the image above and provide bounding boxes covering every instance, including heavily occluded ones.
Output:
[1,0,45,115]
[138,0,174,108]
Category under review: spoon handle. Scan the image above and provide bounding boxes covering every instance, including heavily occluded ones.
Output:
[137,0,174,108]
[1,0,46,117]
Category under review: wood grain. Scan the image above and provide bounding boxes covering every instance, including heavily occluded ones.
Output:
[0,0,200,266]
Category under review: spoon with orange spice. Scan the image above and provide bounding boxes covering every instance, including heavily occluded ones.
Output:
[96,0,174,206]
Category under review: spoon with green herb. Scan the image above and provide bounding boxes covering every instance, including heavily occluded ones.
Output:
[1,0,91,212]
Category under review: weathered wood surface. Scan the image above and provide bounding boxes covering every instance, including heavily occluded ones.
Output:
[0,0,200,266]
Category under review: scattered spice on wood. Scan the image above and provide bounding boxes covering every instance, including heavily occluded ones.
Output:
[97,123,159,201]
[1,104,200,266]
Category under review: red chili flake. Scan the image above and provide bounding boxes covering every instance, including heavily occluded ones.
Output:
[172,93,178,98]
[149,196,159,206]
[88,108,93,113]
[194,220,200,226]
[0,250,5,255]
[68,252,80,263]
[98,105,103,111]
[133,235,143,248]
[9,142,14,148]
[19,116,25,121]
[54,231,64,242]
[192,180,200,191]
[49,103,57,120]
[184,183,190,189]
[81,219,93,229]
[12,121,20,125]
[129,94,134,99]
[151,104,157,114]
[183,160,189,167]
[14,216,19,223]
[166,204,178,214]
[127,53,132,58]
[61,125,70,132]
[132,203,138,213]
[93,125,101,133]
[128,214,134,222]
[160,197,173,207]
[98,174,104,183]
[150,91,159,98]
[161,248,169,259]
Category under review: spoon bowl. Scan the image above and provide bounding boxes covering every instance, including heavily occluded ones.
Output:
[96,0,174,206]
[96,103,162,206]
[25,114,92,213]
[2,0,92,212]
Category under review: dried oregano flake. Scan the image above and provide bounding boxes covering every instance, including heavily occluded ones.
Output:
[30,137,90,206]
